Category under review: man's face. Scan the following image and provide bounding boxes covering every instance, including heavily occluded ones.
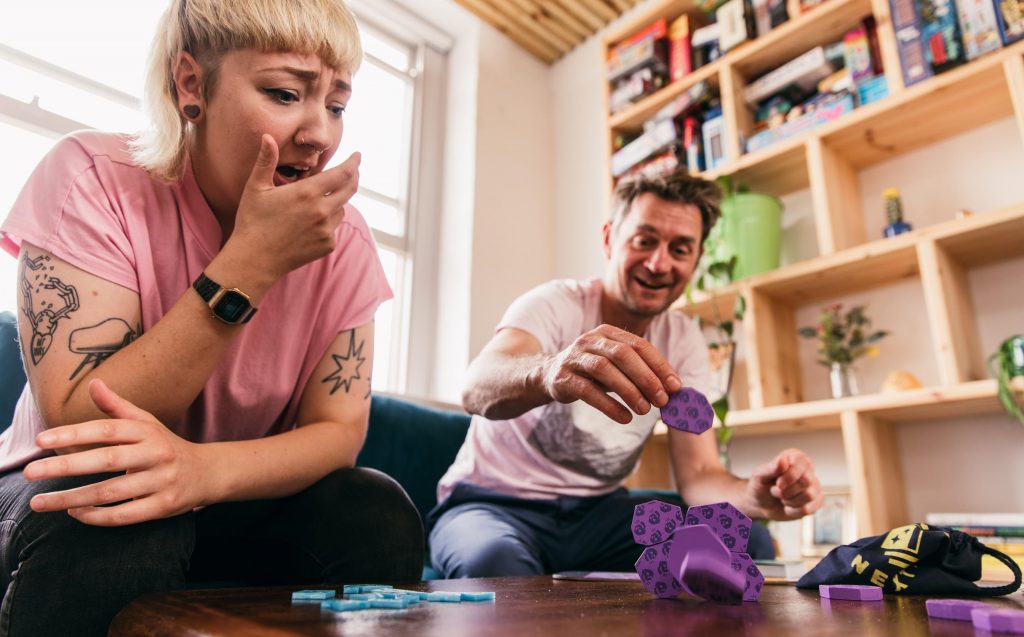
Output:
[602,193,703,317]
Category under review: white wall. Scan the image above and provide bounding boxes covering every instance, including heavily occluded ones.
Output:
[399,1,558,402]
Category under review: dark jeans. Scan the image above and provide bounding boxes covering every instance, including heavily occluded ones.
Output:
[428,482,775,578]
[0,467,424,637]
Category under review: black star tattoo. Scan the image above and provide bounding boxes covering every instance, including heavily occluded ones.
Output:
[322,330,366,395]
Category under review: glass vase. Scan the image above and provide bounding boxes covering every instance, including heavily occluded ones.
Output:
[829,362,859,399]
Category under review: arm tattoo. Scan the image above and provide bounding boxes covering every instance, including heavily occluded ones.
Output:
[20,252,80,365]
[321,329,366,395]
[364,375,372,400]
[68,319,140,380]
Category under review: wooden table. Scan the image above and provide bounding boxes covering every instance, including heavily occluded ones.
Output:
[110,576,1024,637]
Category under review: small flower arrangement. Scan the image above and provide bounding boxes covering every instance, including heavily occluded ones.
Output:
[798,304,888,367]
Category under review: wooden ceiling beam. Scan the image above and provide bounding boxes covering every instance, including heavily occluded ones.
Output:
[607,0,632,12]
[455,0,559,63]
[509,0,583,49]
[556,0,606,30]
[485,0,575,54]
[578,0,618,22]
[539,0,596,39]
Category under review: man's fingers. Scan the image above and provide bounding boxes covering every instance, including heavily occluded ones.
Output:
[29,473,155,513]
[771,452,810,494]
[598,325,682,396]
[573,352,651,415]
[752,455,785,485]
[572,378,633,424]
[585,338,668,408]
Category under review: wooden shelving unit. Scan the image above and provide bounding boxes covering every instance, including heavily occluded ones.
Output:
[606,0,1024,537]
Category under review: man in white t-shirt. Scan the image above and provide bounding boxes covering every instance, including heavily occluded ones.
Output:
[430,170,824,577]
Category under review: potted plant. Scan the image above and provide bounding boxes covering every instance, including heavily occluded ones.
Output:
[990,335,1024,425]
[797,304,889,398]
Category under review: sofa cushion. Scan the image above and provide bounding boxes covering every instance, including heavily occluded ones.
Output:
[360,395,470,524]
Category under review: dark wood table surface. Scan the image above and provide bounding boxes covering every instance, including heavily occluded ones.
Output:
[110,576,1024,637]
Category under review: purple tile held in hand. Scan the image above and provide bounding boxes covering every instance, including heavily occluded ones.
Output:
[635,538,683,599]
[971,608,1024,634]
[730,552,764,602]
[819,584,883,601]
[683,502,751,554]
[925,599,990,621]
[678,550,744,605]
[660,388,714,435]
[631,500,684,546]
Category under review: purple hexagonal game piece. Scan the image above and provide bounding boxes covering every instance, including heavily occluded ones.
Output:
[925,599,990,621]
[631,500,684,546]
[819,584,883,601]
[634,538,683,599]
[677,550,744,606]
[729,552,764,602]
[660,388,714,435]
[683,502,751,555]
[971,608,1024,633]
[665,524,730,595]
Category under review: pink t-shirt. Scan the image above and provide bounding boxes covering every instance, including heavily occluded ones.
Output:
[437,277,713,502]
[0,130,391,472]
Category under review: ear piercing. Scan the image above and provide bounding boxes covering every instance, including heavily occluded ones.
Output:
[183,104,200,119]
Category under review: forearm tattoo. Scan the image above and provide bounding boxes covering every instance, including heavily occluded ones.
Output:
[20,252,80,365]
[68,319,140,380]
[322,329,366,395]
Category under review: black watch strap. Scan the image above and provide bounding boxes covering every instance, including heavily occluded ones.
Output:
[192,272,257,325]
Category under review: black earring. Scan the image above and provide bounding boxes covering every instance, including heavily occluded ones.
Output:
[183,104,200,119]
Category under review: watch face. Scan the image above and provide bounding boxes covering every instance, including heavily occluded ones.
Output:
[214,290,251,323]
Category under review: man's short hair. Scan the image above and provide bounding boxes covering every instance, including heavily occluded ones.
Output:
[610,170,722,244]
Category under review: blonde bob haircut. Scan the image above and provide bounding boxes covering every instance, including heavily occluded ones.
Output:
[132,0,362,181]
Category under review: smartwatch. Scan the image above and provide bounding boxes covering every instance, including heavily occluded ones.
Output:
[192,272,257,325]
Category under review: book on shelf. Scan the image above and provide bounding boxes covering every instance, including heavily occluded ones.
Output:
[702,108,728,169]
[610,67,665,114]
[752,0,790,36]
[717,0,757,52]
[649,80,712,126]
[691,22,722,69]
[607,18,669,83]
[611,118,679,177]
[742,45,844,105]
[668,14,694,81]
[890,0,935,86]
[925,512,1024,526]
[754,559,807,580]
[918,0,967,74]
[955,0,1003,59]
[993,0,1024,44]
[745,91,855,152]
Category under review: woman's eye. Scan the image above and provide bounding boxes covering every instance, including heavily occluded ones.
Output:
[264,88,298,104]
[328,104,347,118]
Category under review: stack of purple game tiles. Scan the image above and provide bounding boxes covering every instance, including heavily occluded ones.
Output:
[926,599,1024,633]
[632,500,764,605]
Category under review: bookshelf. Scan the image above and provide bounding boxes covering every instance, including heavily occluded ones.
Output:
[606,0,1024,537]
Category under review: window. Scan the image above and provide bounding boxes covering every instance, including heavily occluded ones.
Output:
[0,2,447,395]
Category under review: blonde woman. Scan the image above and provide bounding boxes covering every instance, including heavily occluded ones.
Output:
[0,1,422,634]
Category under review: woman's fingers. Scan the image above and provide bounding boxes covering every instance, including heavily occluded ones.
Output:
[29,472,158,513]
